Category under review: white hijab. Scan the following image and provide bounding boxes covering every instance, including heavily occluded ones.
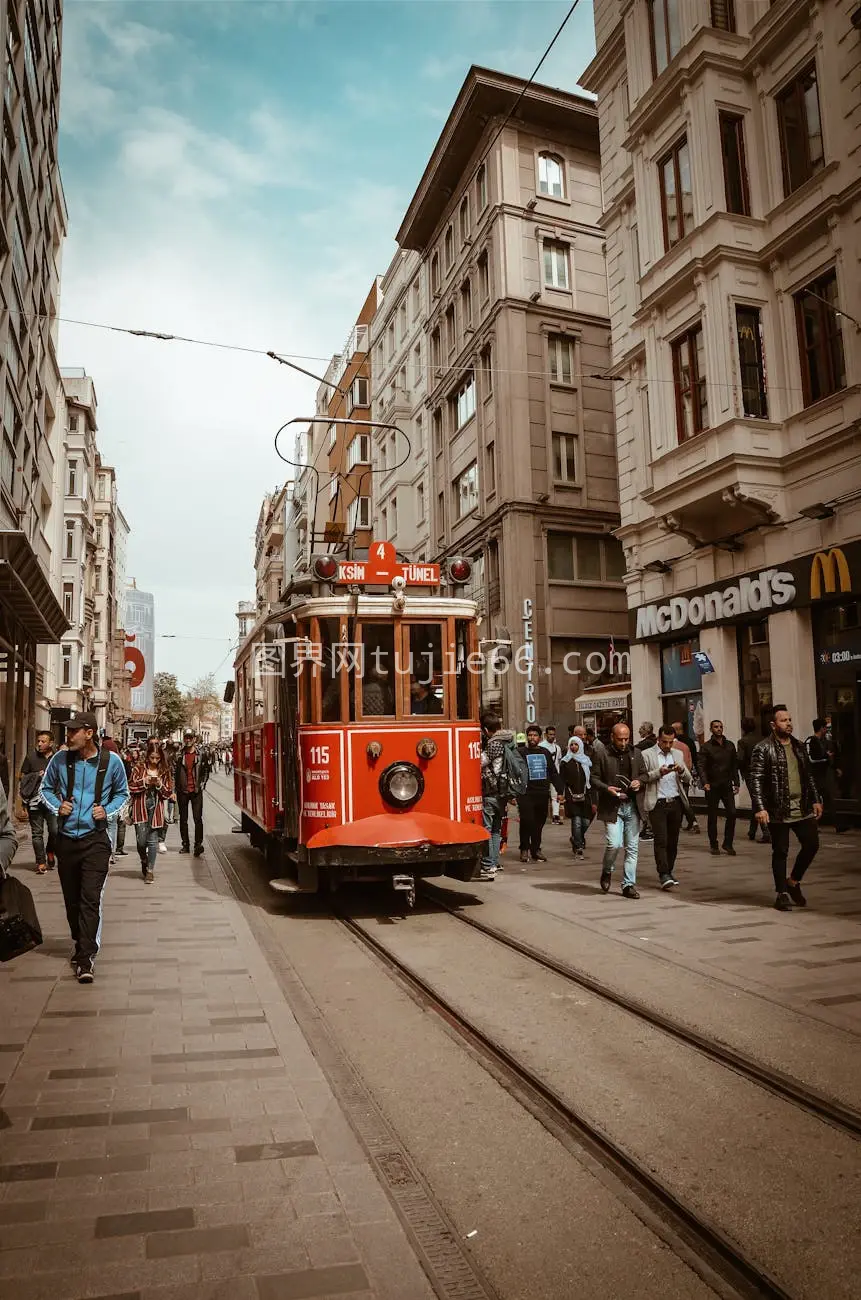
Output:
[562,736,591,787]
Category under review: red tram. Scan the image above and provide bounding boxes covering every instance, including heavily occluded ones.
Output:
[232,539,488,905]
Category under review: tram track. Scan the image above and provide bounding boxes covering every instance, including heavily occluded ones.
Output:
[337,910,793,1300]
[420,882,861,1142]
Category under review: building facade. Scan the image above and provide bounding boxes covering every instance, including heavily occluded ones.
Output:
[0,0,67,779]
[254,483,288,614]
[369,250,430,559]
[397,67,628,728]
[92,458,130,735]
[582,0,861,812]
[323,282,379,552]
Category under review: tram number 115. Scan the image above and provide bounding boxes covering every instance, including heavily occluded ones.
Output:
[309,746,330,765]
[468,741,481,760]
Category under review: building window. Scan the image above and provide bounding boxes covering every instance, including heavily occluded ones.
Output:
[461,279,472,329]
[64,520,75,559]
[719,113,750,216]
[444,225,454,270]
[389,494,398,536]
[631,222,641,306]
[736,306,768,419]
[431,328,441,372]
[347,434,370,469]
[93,614,101,643]
[445,304,456,355]
[548,333,574,384]
[66,458,77,496]
[61,644,72,687]
[478,250,489,301]
[433,407,443,454]
[776,64,823,196]
[349,376,369,410]
[710,0,735,30]
[92,660,100,690]
[62,582,74,621]
[328,422,337,450]
[486,441,496,494]
[412,343,422,386]
[97,474,107,500]
[397,364,407,393]
[649,0,681,77]
[659,136,693,250]
[329,475,339,502]
[547,533,625,582]
[416,479,425,523]
[455,372,476,429]
[437,490,445,539]
[95,520,103,548]
[454,462,479,519]
[671,324,708,441]
[480,344,492,395]
[476,164,487,211]
[431,253,440,295]
[398,300,407,340]
[552,432,578,483]
[543,240,569,290]
[795,270,846,405]
[348,496,371,531]
[737,622,772,737]
[537,152,565,198]
[94,566,103,595]
[387,320,395,358]
[459,196,470,242]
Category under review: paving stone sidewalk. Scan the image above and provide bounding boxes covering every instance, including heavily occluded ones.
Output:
[0,823,435,1300]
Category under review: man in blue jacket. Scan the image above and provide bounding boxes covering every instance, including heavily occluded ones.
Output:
[41,711,129,983]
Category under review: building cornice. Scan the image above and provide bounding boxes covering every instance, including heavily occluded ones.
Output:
[624,40,750,149]
[397,66,599,252]
[598,176,636,230]
[579,15,626,93]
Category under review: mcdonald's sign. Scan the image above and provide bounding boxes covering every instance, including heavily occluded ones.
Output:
[810,548,852,600]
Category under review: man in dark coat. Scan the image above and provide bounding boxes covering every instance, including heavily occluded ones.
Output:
[174,731,211,857]
[20,731,57,872]
[700,719,740,856]
[750,706,822,912]
[591,722,646,899]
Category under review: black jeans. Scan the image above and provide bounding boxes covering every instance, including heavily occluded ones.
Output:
[177,790,204,851]
[28,804,57,865]
[650,797,683,878]
[56,827,111,961]
[769,818,819,893]
[518,790,548,857]
[706,783,736,847]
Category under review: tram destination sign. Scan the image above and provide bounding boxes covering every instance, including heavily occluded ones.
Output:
[336,540,440,587]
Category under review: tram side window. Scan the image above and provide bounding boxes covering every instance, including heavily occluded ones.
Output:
[455,619,472,719]
[360,624,396,716]
[408,624,444,715]
[318,618,342,722]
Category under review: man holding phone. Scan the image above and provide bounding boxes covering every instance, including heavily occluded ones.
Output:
[641,725,693,888]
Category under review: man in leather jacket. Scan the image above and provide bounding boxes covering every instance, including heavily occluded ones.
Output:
[749,705,822,912]
[174,731,211,857]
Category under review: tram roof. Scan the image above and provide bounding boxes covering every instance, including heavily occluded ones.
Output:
[288,594,479,621]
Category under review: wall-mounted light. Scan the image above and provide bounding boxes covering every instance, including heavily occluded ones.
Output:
[529,291,541,302]
[643,559,671,574]
[799,502,835,521]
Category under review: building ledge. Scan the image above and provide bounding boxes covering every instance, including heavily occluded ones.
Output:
[0,531,69,642]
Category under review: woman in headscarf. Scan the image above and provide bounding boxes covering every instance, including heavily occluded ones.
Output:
[562,736,592,859]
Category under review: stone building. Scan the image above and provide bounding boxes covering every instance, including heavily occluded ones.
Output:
[0,0,67,778]
[396,66,629,729]
[369,250,430,559]
[92,457,130,736]
[581,0,861,814]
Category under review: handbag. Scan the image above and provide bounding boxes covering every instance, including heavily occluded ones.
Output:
[0,874,43,962]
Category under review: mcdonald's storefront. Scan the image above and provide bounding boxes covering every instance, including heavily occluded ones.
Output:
[630,538,861,818]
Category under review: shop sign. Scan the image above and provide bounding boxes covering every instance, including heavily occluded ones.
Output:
[691,650,714,674]
[522,598,535,724]
[631,540,861,643]
[818,639,861,670]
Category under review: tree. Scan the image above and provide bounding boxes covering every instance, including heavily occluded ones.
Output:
[153,672,188,738]
[183,673,220,737]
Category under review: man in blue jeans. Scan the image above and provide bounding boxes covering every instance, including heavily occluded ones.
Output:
[41,711,129,984]
[590,722,646,899]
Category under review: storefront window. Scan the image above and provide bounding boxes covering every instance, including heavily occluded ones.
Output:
[813,600,859,804]
[660,638,703,742]
[737,621,773,737]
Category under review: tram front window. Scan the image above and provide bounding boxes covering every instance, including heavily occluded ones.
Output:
[360,624,396,716]
[318,617,341,722]
[408,624,444,715]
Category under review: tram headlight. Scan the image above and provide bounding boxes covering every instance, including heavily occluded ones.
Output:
[379,761,424,809]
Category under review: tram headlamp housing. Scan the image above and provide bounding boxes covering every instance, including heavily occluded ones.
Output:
[379,761,424,809]
[416,737,437,760]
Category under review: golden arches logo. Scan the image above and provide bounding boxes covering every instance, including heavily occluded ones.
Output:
[810,548,851,599]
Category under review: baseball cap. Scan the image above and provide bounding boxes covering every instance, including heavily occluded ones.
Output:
[66,710,98,733]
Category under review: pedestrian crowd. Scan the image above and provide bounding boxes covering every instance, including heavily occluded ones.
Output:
[9,717,217,985]
[479,707,847,912]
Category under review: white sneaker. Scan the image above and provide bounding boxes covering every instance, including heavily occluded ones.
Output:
[158,843,167,854]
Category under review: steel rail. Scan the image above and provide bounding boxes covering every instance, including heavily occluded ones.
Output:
[422,884,861,1141]
[337,911,795,1300]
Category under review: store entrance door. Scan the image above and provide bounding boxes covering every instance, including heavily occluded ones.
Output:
[820,674,858,806]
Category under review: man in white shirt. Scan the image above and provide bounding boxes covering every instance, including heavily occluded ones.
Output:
[641,724,692,889]
[542,725,564,824]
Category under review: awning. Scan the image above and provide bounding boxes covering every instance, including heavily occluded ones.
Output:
[574,690,631,712]
[0,531,69,642]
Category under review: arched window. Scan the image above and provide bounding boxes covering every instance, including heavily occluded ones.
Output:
[537,152,565,199]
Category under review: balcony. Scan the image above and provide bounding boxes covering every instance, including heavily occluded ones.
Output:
[82,663,92,685]
[84,596,95,623]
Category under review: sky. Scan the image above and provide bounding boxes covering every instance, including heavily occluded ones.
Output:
[57,0,598,694]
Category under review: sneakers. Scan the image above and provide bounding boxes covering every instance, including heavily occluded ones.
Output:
[47,852,56,870]
[477,870,496,882]
[76,959,95,984]
[116,848,128,856]
[552,816,562,826]
[690,822,701,834]
[622,884,640,899]
[723,845,737,857]
[69,950,80,968]
[600,868,612,893]
[145,869,155,884]
[179,847,190,855]
[639,831,654,841]
[531,852,547,862]
[519,851,529,863]
[158,843,167,854]
[774,891,793,912]
[786,880,807,907]
[193,847,204,857]
[660,875,679,889]
[576,849,584,859]
[710,845,721,856]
